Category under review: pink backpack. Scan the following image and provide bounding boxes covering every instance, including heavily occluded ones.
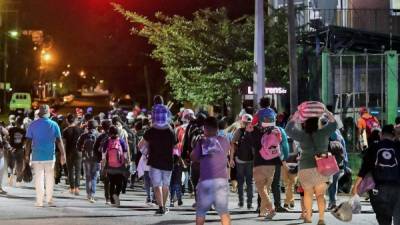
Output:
[259,127,282,160]
[106,138,125,168]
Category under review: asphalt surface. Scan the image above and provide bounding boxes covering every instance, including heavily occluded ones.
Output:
[0,176,378,225]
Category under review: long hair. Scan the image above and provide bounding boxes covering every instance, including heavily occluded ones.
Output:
[303,117,319,134]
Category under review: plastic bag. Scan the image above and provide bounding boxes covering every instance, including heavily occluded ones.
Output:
[331,195,361,222]
[350,195,362,214]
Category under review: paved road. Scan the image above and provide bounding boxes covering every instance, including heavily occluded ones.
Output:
[0,178,378,225]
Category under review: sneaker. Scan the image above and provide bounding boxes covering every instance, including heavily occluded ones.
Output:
[47,201,56,207]
[113,194,120,207]
[90,197,96,203]
[74,188,80,196]
[275,206,289,212]
[0,188,7,195]
[106,200,111,205]
[327,203,337,211]
[35,202,44,208]
[178,200,183,206]
[265,210,276,220]
[163,207,170,215]
[238,202,244,208]
[169,202,174,208]
[155,207,164,215]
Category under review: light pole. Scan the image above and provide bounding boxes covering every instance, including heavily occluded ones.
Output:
[253,0,265,109]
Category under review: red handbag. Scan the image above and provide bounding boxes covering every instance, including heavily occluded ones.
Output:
[315,153,339,176]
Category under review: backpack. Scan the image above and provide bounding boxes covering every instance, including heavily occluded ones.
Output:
[373,146,399,182]
[106,138,125,168]
[81,132,97,161]
[259,127,282,160]
[363,117,380,137]
[236,128,254,162]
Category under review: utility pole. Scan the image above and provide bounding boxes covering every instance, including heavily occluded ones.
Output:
[288,0,298,114]
[253,0,265,109]
[143,65,151,110]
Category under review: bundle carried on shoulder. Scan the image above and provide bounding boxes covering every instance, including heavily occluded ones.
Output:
[297,101,326,122]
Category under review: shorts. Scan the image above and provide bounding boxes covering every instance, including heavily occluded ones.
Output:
[298,167,329,190]
[196,178,229,217]
[149,167,172,187]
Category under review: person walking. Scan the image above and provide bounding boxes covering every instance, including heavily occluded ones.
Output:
[252,107,289,219]
[352,125,400,225]
[0,124,9,194]
[285,108,337,225]
[63,114,83,195]
[327,129,348,210]
[7,116,25,186]
[77,120,100,203]
[229,114,254,210]
[139,96,176,215]
[101,126,128,207]
[94,119,112,204]
[191,116,231,225]
[25,104,66,207]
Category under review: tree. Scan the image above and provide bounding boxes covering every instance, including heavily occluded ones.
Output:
[113,3,288,106]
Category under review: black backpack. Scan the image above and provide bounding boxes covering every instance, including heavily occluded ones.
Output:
[81,132,98,161]
[236,128,254,162]
[373,141,400,183]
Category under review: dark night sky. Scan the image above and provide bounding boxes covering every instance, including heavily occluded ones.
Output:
[18,0,253,98]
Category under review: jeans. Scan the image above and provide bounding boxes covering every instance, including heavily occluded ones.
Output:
[271,163,282,208]
[143,171,153,201]
[236,162,253,205]
[32,162,55,205]
[103,175,110,201]
[183,170,189,193]
[0,156,5,189]
[6,148,24,180]
[196,178,229,217]
[370,184,400,225]
[109,173,124,204]
[83,160,99,197]
[191,163,200,200]
[328,170,344,205]
[149,167,172,187]
[170,183,182,203]
[66,152,82,189]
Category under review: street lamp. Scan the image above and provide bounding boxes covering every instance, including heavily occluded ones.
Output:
[8,30,19,39]
[42,52,52,62]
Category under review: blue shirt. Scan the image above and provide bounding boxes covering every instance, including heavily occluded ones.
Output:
[26,118,61,161]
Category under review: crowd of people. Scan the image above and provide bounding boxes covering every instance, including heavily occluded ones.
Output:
[0,95,399,225]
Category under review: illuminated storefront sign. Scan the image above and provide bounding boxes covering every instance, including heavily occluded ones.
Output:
[246,86,287,95]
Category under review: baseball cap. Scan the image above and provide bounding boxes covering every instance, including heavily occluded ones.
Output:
[182,109,195,120]
[38,104,50,118]
[241,114,253,123]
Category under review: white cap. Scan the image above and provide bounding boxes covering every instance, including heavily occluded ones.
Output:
[182,109,195,120]
[241,114,253,123]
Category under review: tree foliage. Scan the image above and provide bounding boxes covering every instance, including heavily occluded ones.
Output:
[113,3,288,106]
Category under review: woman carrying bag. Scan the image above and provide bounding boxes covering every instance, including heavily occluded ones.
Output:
[285,102,338,225]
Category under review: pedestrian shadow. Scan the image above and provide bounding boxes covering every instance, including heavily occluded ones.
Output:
[0,194,35,201]
[148,219,195,225]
